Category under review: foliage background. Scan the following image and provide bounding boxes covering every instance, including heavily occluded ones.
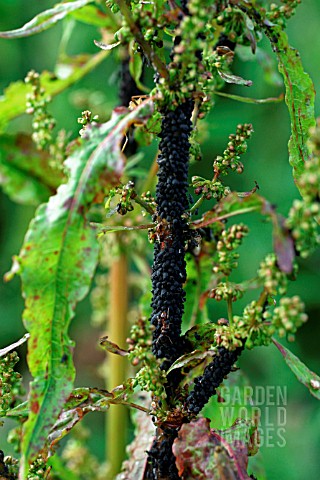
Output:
[0,1,319,479]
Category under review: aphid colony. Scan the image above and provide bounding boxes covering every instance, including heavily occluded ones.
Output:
[186,346,243,414]
[150,100,193,366]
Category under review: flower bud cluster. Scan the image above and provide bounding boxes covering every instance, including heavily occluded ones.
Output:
[0,352,23,415]
[270,296,308,340]
[212,223,249,277]
[25,70,55,150]
[213,124,253,177]
[258,253,289,295]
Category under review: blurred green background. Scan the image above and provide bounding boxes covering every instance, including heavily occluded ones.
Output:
[0,1,319,479]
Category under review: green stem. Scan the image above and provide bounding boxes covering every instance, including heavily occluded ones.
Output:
[133,194,155,215]
[106,239,129,479]
[257,288,269,308]
[115,0,169,80]
[189,194,205,214]
[227,295,233,325]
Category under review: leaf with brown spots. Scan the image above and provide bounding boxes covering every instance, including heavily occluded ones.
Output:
[17,100,153,477]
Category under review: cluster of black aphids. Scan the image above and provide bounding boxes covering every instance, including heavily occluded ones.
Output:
[145,428,180,480]
[150,101,194,366]
[186,346,243,414]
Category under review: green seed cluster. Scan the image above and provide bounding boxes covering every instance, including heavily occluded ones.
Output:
[111,1,164,50]
[192,176,231,201]
[234,301,275,349]
[212,224,249,276]
[0,352,23,416]
[213,124,253,177]
[157,0,222,108]
[214,323,244,350]
[208,281,243,302]
[25,70,55,150]
[128,317,167,400]
[269,296,308,340]
[267,1,301,27]
[258,253,289,295]
[127,316,153,365]
[216,5,260,48]
[133,365,167,399]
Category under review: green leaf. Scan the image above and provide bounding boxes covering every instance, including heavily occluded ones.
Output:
[218,70,253,87]
[274,30,316,184]
[272,339,320,400]
[0,50,108,132]
[18,100,153,477]
[0,0,94,39]
[0,134,64,205]
[167,349,216,375]
[129,48,149,93]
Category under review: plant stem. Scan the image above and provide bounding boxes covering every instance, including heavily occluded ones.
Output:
[106,238,128,479]
[133,194,155,215]
[191,205,260,229]
[227,295,233,325]
[189,194,205,214]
